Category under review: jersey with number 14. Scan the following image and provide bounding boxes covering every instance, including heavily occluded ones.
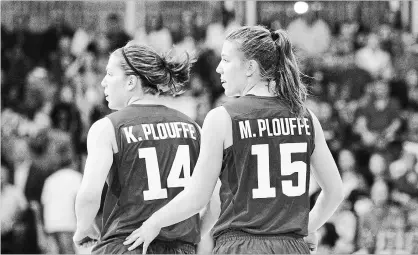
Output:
[212,95,315,239]
[97,104,201,249]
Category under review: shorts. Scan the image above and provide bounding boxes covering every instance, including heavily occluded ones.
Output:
[92,238,196,254]
[213,230,310,254]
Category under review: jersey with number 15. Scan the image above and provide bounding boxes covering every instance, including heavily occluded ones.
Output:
[97,104,201,248]
[212,95,315,239]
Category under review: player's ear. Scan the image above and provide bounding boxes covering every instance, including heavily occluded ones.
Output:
[126,75,140,91]
[246,60,258,77]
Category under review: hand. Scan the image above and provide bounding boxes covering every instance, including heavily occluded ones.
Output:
[197,233,214,254]
[73,224,100,248]
[304,231,318,253]
[123,219,161,254]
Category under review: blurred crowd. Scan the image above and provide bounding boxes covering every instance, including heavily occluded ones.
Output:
[1,5,418,254]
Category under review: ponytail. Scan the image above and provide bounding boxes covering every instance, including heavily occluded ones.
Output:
[271,30,308,117]
[159,51,191,96]
[226,26,308,117]
[114,44,192,96]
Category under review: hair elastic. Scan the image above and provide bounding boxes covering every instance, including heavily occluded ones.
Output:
[121,47,142,77]
[270,30,280,41]
[121,47,158,91]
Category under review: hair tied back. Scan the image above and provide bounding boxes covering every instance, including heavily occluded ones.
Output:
[270,30,280,41]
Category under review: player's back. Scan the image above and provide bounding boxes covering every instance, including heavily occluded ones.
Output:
[212,95,315,239]
[95,104,201,250]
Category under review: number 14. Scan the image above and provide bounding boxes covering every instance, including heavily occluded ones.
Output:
[252,143,307,199]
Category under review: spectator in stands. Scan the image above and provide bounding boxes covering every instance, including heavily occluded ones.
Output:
[317,222,339,254]
[390,151,418,202]
[338,148,372,197]
[25,130,53,202]
[8,138,43,254]
[405,111,418,145]
[355,33,393,80]
[49,35,76,85]
[287,10,331,58]
[192,45,223,105]
[330,201,357,254]
[329,20,357,58]
[24,67,56,127]
[405,200,418,254]
[50,85,84,170]
[356,179,407,254]
[205,6,240,55]
[146,13,173,54]
[10,14,40,66]
[402,111,418,162]
[174,11,198,57]
[377,23,394,56]
[106,13,131,52]
[317,101,343,156]
[2,44,33,112]
[65,42,104,126]
[368,152,390,181]
[405,69,418,109]
[1,159,28,254]
[41,130,82,254]
[354,79,402,149]
[1,25,12,72]
[42,9,74,67]
[352,191,373,221]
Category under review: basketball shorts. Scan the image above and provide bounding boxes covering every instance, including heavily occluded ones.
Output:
[213,230,311,254]
[92,238,196,254]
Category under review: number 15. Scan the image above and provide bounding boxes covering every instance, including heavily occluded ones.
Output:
[252,143,307,199]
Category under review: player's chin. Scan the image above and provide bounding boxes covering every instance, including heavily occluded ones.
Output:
[107,102,118,111]
[223,88,234,97]
[224,89,239,98]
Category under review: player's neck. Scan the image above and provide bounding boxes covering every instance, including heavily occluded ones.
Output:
[127,96,142,106]
[244,82,275,97]
[126,94,161,106]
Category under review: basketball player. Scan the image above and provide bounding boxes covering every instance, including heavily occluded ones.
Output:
[73,43,202,254]
[123,26,344,254]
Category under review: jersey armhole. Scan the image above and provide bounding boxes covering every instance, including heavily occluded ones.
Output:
[219,106,234,150]
[307,109,316,156]
[104,116,119,154]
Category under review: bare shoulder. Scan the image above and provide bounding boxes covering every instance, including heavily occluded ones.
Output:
[204,106,231,126]
[203,106,232,148]
[87,117,117,152]
[307,109,323,134]
[88,117,114,137]
[307,109,320,126]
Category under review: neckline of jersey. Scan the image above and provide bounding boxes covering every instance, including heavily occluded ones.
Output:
[127,103,167,108]
[244,94,278,99]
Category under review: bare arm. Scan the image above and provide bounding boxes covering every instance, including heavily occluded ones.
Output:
[308,110,344,233]
[200,179,221,236]
[123,107,230,252]
[147,107,227,228]
[198,179,221,254]
[75,117,115,233]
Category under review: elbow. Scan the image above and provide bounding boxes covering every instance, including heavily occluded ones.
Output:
[76,189,101,207]
[323,182,345,205]
[184,188,211,213]
[194,194,211,213]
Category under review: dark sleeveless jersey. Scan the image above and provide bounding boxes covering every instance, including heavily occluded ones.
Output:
[97,104,201,248]
[211,95,315,239]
